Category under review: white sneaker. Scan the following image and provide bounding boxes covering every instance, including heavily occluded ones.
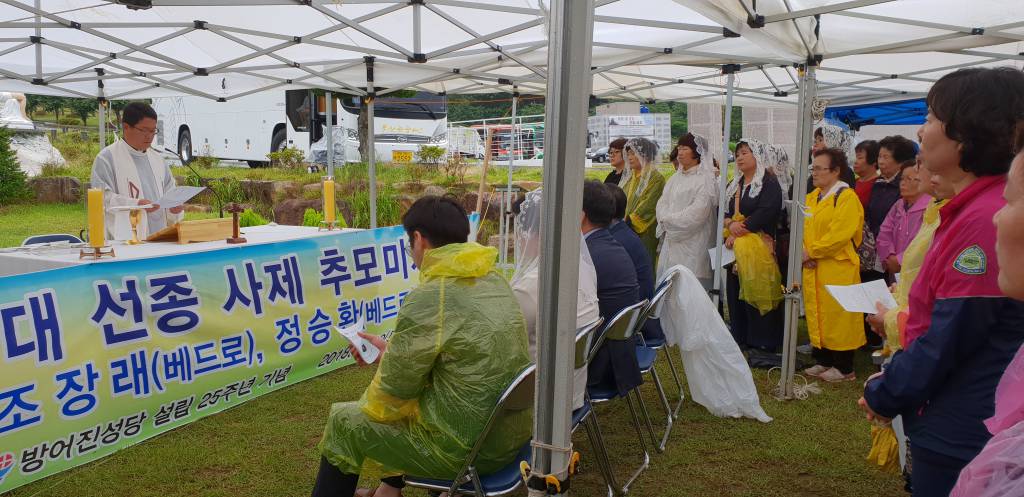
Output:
[819,367,856,383]
[803,364,828,376]
[797,343,813,355]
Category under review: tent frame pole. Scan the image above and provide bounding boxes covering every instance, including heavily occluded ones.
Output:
[365,56,377,229]
[779,63,817,400]
[531,0,594,495]
[711,68,736,308]
[325,90,334,177]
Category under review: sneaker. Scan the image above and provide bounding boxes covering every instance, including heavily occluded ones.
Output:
[797,343,813,355]
[803,364,829,376]
[819,367,857,383]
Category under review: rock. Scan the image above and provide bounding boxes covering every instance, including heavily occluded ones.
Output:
[240,180,297,206]
[273,198,352,227]
[272,180,299,199]
[28,176,81,203]
[394,181,426,194]
[460,192,504,221]
[422,185,447,197]
[183,203,211,213]
[9,130,65,177]
[302,183,321,194]
[513,181,542,192]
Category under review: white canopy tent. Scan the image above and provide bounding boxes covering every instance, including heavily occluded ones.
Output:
[2,1,1023,493]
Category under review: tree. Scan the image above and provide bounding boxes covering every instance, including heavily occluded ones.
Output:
[40,95,64,122]
[0,127,29,205]
[66,98,97,125]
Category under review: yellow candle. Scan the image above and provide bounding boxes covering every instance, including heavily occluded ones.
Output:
[323,178,336,223]
[87,188,105,248]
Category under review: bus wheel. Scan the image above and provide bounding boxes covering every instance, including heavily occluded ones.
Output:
[247,160,269,168]
[178,128,194,164]
[271,128,287,152]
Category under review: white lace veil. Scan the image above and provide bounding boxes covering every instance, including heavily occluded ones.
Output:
[726,137,776,201]
[618,137,660,195]
[511,188,595,290]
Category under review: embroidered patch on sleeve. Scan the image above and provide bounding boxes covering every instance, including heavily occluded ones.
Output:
[953,245,987,275]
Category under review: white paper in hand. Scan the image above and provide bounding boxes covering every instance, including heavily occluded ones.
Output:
[335,317,380,364]
[155,186,205,210]
[825,279,898,314]
[708,247,736,268]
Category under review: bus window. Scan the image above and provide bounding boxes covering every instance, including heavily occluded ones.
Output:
[286,90,311,133]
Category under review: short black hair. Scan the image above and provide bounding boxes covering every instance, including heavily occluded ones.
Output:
[899,159,917,172]
[879,135,917,163]
[927,67,1024,177]
[121,101,157,126]
[813,147,849,172]
[606,183,628,220]
[582,180,615,227]
[609,138,627,151]
[854,140,880,167]
[677,133,702,163]
[814,127,824,139]
[402,195,469,247]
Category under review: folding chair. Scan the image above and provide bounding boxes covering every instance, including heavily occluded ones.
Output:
[585,300,654,495]
[568,317,620,497]
[404,365,536,497]
[633,276,681,453]
[21,233,83,246]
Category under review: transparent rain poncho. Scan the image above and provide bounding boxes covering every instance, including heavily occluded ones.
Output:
[319,242,532,478]
[726,138,784,314]
[510,187,600,409]
[655,132,719,281]
[619,137,666,264]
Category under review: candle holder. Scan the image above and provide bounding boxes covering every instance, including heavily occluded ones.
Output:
[80,245,115,259]
[319,220,340,231]
[226,203,247,244]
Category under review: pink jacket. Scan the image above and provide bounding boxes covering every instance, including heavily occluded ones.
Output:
[876,194,931,264]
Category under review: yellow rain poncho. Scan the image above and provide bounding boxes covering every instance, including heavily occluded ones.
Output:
[319,242,532,477]
[620,137,666,265]
[803,185,866,351]
[867,423,902,474]
[883,199,948,353]
[727,213,783,315]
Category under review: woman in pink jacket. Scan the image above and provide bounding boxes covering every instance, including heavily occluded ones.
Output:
[876,160,932,278]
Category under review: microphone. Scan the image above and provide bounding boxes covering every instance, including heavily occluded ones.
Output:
[164,148,226,218]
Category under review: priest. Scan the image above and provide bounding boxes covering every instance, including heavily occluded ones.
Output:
[90,101,183,240]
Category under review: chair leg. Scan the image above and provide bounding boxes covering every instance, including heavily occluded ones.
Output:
[632,388,661,454]
[661,347,686,419]
[469,467,484,497]
[646,367,674,453]
[622,393,652,494]
[582,408,621,497]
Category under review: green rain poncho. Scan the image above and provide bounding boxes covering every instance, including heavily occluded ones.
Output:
[620,137,666,265]
[319,242,532,478]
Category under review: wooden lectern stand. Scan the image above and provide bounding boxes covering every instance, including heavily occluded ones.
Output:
[147,218,234,244]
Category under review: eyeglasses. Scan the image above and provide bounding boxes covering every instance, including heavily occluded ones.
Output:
[404,240,414,261]
[609,149,622,155]
[129,125,158,136]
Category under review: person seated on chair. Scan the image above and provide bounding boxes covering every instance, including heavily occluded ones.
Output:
[580,180,643,397]
[606,183,665,345]
[312,196,532,497]
[90,102,184,240]
[510,188,601,411]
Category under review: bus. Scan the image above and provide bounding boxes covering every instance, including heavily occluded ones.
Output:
[153,90,448,166]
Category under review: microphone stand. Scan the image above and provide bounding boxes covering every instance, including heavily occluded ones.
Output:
[164,148,225,218]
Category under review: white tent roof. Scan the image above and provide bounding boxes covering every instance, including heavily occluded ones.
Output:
[0,0,1021,105]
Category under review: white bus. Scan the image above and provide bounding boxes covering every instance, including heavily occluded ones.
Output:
[153,90,448,167]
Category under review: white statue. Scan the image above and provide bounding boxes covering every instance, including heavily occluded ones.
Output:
[0,92,33,130]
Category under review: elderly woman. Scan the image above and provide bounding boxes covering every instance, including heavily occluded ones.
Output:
[952,128,1024,497]
[876,160,932,278]
[723,138,784,353]
[801,148,865,382]
[510,188,600,411]
[860,67,1024,497]
[656,132,718,288]
[619,137,666,265]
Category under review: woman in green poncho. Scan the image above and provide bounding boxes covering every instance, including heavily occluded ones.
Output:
[620,137,666,265]
[312,196,532,497]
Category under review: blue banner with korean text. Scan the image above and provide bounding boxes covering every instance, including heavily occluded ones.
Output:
[0,226,418,493]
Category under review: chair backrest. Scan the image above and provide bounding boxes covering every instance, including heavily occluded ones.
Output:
[634,276,676,335]
[574,317,604,369]
[22,233,83,246]
[587,300,647,365]
[451,364,536,488]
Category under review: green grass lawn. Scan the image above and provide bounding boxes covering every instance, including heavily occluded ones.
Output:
[7,344,902,497]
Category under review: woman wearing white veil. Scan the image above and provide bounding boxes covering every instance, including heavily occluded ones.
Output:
[655,132,719,288]
[619,137,666,266]
[510,188,601,410]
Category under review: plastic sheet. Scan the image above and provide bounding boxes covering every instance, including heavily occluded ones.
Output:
[306,126,347,165]
[866,424,901,474]
[319,242,532,477]
[658,264,772,422]
[951,421,1024,497]
[731,222,783,315]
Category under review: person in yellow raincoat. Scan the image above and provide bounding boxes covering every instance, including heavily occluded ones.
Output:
[312,196,531,497]
[619,137,666,265]
[802,147,865,383]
